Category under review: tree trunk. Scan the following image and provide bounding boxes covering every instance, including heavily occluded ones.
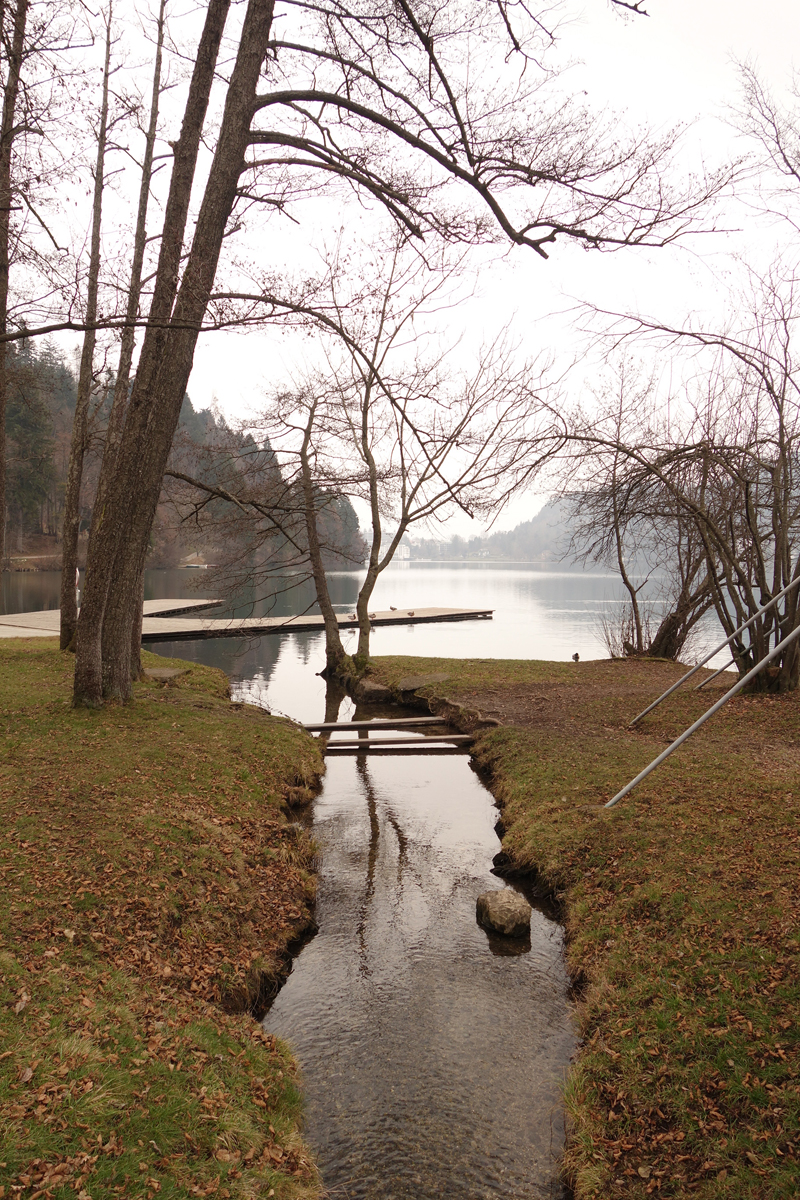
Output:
[60,7,112,649]
[354,382,382,666]
[100,0,166,490]
[90,2,166,687]
[73,0,236,705]
[0,0,28,570]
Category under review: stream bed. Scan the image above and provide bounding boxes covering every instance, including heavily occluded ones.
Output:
[265,748,575,1199]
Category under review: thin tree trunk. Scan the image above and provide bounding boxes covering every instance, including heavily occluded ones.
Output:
[60,6,112,649]
[96,0,166,682]
[101,0,166,487]
[74,0,234,705]
[299,404,350,677]
[129,568,145,681]
[354,377,382,666]
[0,0,28,570]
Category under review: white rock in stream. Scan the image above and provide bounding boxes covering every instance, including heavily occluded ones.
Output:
[476,888,532,938]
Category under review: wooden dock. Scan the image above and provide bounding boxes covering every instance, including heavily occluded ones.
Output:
[0,598,223,639]
[138,605,492,643]
[0,603,493,642]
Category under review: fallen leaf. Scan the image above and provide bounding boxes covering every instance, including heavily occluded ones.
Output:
[637,1165,651,1179]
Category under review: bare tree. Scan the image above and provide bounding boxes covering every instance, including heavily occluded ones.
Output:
[0,0,78,564]
[267,239,561,670]
[59,4,114,649]
[568,292,800,688]
[0,0,28,565]
[71,0,728,707]
[562,366,713,661]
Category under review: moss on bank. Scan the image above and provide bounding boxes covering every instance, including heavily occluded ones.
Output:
[0,640,324,1199]
[370,654,800,1200]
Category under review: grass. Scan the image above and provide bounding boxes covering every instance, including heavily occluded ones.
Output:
[369,654,800,1199]
[0,639,325,1200]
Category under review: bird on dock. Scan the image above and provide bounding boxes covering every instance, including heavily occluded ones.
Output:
[572,652,580,662]
[369,613,376,619]
[408,611,415,616]
[389,606,397,611]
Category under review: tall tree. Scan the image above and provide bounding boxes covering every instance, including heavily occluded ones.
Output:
[59,3,113,648]
[0,0,78,564]
[0,0,29,565]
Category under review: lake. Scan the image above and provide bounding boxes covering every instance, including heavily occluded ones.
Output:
[2,562,731,722]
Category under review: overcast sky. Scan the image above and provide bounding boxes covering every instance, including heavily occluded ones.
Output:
[52,0,799,537]
[176,0,800,534]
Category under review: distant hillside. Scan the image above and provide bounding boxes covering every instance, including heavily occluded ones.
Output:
[409,501,571,562]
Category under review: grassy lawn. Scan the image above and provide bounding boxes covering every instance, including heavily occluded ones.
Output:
[0,640,324,1200]
[370,655,800,1199]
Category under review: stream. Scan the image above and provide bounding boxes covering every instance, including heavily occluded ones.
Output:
[266,741,575,1200]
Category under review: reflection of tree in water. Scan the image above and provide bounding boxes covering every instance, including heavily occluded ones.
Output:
[354,752,419,979]
[355,754,380,979]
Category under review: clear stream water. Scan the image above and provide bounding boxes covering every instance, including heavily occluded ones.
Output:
[3,563,726,1198]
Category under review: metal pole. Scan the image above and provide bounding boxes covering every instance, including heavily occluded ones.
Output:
[628,574,800,727]
[606,618,800,808]
[695,657,735,690]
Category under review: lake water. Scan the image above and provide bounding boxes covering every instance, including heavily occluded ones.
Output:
[2,563,730,721]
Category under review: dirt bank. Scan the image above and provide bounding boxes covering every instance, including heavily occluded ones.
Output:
[1,641,324,1199]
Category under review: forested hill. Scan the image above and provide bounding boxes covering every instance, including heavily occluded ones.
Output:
[409,501,571,563]
[4,343,365,570]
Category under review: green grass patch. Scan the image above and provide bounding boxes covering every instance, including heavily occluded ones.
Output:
[0,640,324,1199]
[370,654,800,1199]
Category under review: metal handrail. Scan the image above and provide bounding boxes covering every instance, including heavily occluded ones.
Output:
[628,574,800,726]
[606,618,800,808]
[695,657,735,690]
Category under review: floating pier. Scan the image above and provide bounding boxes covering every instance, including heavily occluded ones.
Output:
[138,606,492,643]
[0,602,493,642]
[0,598,223,639]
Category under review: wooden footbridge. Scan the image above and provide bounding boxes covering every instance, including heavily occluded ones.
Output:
[0,601,493,642]
[304,716,473,755]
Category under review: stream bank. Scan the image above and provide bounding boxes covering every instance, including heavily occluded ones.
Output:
[0,641,325,1200]
[367,655,800,1199]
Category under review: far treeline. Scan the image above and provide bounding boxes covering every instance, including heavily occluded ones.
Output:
[3,340,366,572]
[409,504,570,566]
